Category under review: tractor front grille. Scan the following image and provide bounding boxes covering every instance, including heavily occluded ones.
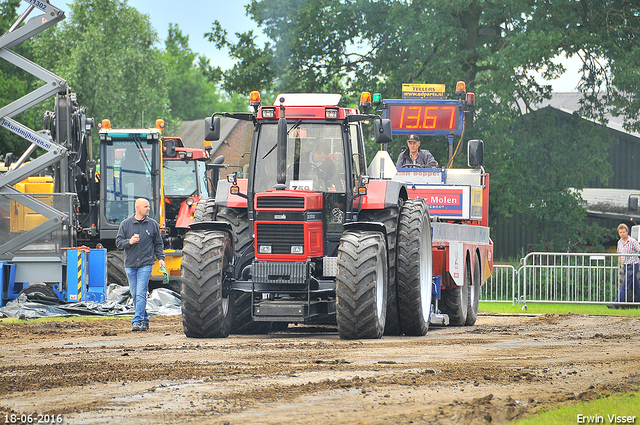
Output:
[256,223,304,255]
[256,196,305,209]
[253,261,308,284]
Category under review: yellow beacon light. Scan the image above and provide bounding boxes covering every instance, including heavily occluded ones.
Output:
[249,91,261,107]
[101,119,111,130]
[156,119,165,130]
[359,92,372,109]
[455,81,466,95]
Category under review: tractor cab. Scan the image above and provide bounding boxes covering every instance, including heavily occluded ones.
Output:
[97,119,164,243]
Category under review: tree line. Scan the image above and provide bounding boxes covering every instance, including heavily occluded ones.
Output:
[1,0,639,253]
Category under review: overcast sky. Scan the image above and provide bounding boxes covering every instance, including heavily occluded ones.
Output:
[18,0,581,92]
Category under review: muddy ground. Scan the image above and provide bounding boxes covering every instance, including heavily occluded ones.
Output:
[0,313,638,425]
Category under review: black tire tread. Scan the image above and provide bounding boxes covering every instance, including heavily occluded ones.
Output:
[181,230,232,338]
[358,206,401,335]
[193,197,217,223]
[336,231,387,339]
[465,254,481,326]
[397,199,432,336]
[440,258,470,326]
[107,251,127,286]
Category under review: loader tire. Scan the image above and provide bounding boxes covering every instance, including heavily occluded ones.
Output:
[440,259,470,326]
[397,199,433,336]
[336,231,388,339]
[465,254,482,326]
[107,251,127,286]
[20,283,59,301]
[217,207,269,334]
[359,205,401,335]
[193,197,217,223]
[181,230,233,338]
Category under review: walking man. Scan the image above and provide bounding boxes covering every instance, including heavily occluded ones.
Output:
[116,198,165,331]
[612,223,640,308]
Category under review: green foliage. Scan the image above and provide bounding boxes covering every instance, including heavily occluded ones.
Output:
[0,0,42,157]
[205,0,636,252]
[162,24,222,120]
[30,0,173,131]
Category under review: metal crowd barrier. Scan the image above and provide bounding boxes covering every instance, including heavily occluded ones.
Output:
[481,252,640,307]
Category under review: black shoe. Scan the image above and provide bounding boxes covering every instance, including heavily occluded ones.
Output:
[141,322,149,331]
[607,304,619,309]
[132,322,144,331]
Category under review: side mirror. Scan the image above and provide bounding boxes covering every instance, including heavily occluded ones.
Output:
[374,119,392,144]
[4,152,14,168]
[204,116,221,141]
[468,139,484,167]
[163,140,176,157]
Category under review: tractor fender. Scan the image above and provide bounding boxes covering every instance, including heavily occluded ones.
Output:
[342,221,391,277]
[214,179,248,208]
[188,221,234,247]
[357,179,407,210]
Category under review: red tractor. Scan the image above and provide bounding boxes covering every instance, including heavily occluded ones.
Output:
[181,87,491,339]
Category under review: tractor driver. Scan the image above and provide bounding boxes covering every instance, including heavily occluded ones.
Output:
[396,134,439,168]
[298,140,337,190]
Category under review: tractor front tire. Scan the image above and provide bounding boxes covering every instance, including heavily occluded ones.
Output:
[336,231,388,339]
[397,199,433,336]
[181,230,233,338]
[359,206,401,336]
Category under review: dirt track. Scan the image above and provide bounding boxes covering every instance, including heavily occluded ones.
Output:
[0,313,638,424]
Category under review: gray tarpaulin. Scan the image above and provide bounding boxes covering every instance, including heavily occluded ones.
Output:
[0,284,182,319]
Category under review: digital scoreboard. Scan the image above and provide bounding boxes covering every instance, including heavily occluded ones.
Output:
[383,99,463,136]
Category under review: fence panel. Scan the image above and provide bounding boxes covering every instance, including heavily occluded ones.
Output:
[482,252,639,306]
[481,264,517,302]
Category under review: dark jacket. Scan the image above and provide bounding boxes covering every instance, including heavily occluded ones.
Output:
[116,215,164,268]
[396,148,438,168]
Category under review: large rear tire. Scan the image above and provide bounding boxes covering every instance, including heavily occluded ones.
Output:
[193,197,217,223]
[336,231,388,339]
[107,251,127,286]
[359,205,401,335]
[397,199,433,336]
[181,230,233,338]
[465,254,482,326]
[440,257,470,326]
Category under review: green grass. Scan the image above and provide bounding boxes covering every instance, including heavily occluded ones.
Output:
[0,315,129,326]
[479,302,640,317]
[512,390,640,424]
[480,302,640,425]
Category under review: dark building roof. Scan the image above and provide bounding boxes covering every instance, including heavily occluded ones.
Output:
[517,92,639,138]
[177,119,239,153]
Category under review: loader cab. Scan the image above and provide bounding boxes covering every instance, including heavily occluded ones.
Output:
[97,119,163,242]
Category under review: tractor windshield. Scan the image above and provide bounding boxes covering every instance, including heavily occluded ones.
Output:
[254,123,346,194]
[163,160,199,197]
[103,140,156,223]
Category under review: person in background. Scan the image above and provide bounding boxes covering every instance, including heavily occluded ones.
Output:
[611,223,640,308]
[116,198,165,330]
[396,134,438,168]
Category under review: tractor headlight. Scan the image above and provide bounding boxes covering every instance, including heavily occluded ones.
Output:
[259,245,272,254]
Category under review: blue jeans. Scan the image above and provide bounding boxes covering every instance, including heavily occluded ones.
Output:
[125,265,153,325]
[616,264,640,304]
